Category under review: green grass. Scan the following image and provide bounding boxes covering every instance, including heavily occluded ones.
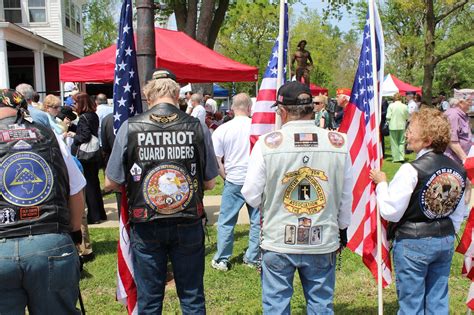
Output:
[81,225,470,314]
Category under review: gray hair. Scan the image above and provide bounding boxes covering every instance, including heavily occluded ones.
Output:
[231,93,252,112]
[16,83,35,101]
[191,93,203,104]
[96,93,108,104]
[143,78,180,103]
[281,104,314,119]
[449,98,460,108]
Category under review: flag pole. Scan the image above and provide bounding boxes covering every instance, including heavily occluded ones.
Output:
[275,0,285,130]
[368,0,383,314]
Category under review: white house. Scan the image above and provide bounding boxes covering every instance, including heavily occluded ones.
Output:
[0,0,86,95]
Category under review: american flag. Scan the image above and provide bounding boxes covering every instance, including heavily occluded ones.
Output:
[338,2,392,287]
[249,1,288,148]
[456,147,474,309]
[113,0,142,313]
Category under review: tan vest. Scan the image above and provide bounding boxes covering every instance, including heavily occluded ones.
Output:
[259,120,348,254]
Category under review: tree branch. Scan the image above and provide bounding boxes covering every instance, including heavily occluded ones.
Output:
[435,0,468,24]
[434,40,474,65]
[208,0,229,48]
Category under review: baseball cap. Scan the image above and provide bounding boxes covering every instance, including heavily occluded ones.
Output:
[272,81,312,107]
[406,91,415,96]
[336,88,351,97]
[152,68,177,81]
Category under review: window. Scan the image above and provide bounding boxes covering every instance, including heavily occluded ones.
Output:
[64,0,81,34]
[4,0,22,23]
[28,0,46,22]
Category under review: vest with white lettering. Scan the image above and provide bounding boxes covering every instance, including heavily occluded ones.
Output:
[0,117,71,238]
[126,103,206,222]
[388,151,466,238]
[259,120,348,254]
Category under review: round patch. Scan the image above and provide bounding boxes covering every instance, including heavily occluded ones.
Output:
[420,168,465,219]
[264,131,283,148]
[142,164,193,214]
[1,152,54,206]
[328,132,345,148]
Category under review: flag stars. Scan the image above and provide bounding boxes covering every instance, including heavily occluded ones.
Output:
[117,97,127,107]
[125,46,133,56]
[270,67,277,75]
[272,51,278,59]
[118,61,127,71]
[123,82,132,92]
[123,24,130,34]
[113,112,121,121]
[129,105,135,113]
[115,77,121,85]
[129,70,135,78]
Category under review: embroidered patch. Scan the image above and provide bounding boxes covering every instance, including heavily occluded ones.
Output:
[12,140,33,150]
[131,208,147,219]
[150,113,179,124]
[294,133,318,147]
[327,132,345,148]
[284,225,296,244]
[0,152,53,206]
[264,132,283,148]
[19,206,40,220]
[142,163,193,214]
[310,226,322,245]
[190,163,196,176]
[302,156,309,164]
[130,163,143,182]
[0,208,16,224]
[420,168,465,219]
[282,167,327,214]
[297,217,312,245]
[0,128,37,143]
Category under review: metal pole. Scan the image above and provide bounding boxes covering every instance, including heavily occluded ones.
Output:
[136,0,156,111]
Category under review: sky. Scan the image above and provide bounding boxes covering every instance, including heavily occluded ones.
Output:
[164,0,357,34]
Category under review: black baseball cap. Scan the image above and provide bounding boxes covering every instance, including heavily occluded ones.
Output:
[272,81,312,107]
[152,68,177,81]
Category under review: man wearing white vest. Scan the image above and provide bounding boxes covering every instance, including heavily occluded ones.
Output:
[242,81,352,314]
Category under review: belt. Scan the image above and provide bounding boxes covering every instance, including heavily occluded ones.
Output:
[395,219,454,239]
[0,223,64,239]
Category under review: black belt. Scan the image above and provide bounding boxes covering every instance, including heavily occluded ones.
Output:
[395,219,454,240]
[0,223,65,239]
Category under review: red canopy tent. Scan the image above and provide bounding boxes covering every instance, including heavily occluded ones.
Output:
[59,28,258,83]
[381,74,422,96]
[310,83,328,96]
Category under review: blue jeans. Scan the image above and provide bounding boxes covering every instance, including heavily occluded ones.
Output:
[393,235,454,315]
[131,218,205,315]
[261,250,336,315]
[213,180,260,263]
[0,233,81,315]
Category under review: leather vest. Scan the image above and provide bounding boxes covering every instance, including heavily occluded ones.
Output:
[0,117,71,238]
[126,103,206,222]
[388,151,466,239]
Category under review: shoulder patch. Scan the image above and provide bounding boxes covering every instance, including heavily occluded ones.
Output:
[149,113,179,124]
[264,131,283,148]
[328,132,345,148]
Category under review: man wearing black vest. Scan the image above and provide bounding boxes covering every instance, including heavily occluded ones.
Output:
[0,89,86,314]
[105,69,218,314]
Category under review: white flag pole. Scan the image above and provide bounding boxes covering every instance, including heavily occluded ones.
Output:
[275,0,286,130]
[368,0,383,314]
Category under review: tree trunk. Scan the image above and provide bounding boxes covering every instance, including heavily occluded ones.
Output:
[196,0,216,45]
[422,0,435,105]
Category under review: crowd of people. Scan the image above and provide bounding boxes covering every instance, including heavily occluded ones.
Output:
[0,73,472,314]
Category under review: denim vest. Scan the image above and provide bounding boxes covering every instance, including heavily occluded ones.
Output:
[259,120,348,254]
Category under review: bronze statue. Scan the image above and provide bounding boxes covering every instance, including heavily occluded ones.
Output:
[291,40,313,86]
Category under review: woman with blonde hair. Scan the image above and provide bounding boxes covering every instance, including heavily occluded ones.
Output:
[313,94,330,129]
[42,94,64,135]
[370,108,467,314]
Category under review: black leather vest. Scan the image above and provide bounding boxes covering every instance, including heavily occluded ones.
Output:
[0,117,71,238]
[388,151,466,238]
[126,103,206,222]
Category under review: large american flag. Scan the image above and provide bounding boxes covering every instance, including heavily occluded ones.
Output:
[338,2,392,287]
[113,0,142,313]
[249,1,288,147]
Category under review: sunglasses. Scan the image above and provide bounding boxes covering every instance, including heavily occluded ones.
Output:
[313,102,323,105]
[49,106,60,109]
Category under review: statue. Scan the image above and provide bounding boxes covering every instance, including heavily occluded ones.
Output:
[291,40,313,86]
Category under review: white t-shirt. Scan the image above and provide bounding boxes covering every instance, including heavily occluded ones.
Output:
[191,104,207,126]
[407,99,418,115]
[212,115,252,185]
[55,133,87,195]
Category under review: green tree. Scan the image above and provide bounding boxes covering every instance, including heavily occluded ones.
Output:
[216,0,279,95]
[83,0,118,55]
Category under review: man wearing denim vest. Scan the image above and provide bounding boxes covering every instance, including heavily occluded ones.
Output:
[242,81,352,314]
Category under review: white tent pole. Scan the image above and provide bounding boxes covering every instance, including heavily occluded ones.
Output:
[275,0,286,130]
